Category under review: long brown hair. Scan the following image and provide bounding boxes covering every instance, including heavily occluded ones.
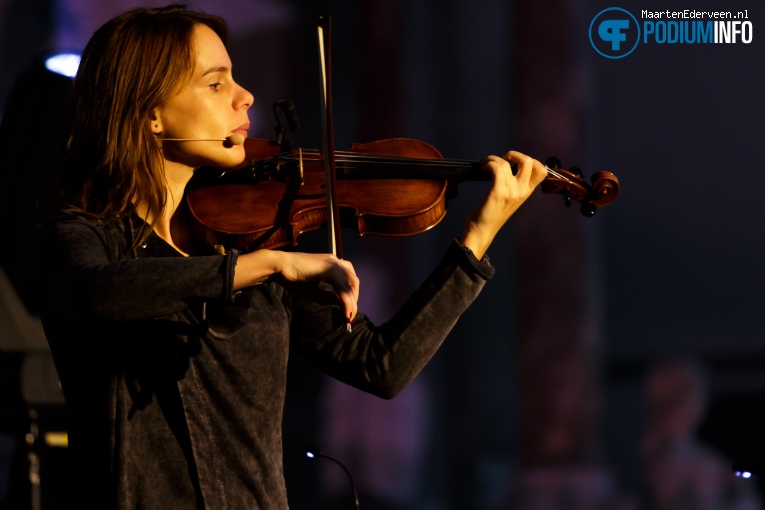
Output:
[60,4,228,242]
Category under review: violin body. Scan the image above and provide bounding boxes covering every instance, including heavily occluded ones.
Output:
[187,137,456,251]
[186,137,620,253]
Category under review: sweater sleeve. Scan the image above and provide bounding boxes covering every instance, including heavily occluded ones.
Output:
[40,215,237,321]
[289,238,494,399]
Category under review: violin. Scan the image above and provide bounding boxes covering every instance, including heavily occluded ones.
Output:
[185,136,620,253]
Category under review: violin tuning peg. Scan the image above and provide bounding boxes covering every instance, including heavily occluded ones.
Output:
[564,194,572,208]
[569,166,584,179]
[580,202,597,217]
[545,157,562,169]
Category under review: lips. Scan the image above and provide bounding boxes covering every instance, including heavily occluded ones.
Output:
[231,122,250,138]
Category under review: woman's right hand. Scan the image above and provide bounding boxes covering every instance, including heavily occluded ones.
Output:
[234,249,359,324]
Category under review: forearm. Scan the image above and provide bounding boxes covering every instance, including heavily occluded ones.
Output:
[292,240,494,398]
[232,249,281,289]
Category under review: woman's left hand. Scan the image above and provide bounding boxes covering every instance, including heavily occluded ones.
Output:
[459,150,547,258]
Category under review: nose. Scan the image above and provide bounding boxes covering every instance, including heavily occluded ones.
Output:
[236,83,254,111]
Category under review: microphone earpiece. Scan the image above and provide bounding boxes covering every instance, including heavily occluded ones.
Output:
[226,133,245,145]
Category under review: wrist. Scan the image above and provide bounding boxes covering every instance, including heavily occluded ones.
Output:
[459,229,494,260]
[233,249,281,289]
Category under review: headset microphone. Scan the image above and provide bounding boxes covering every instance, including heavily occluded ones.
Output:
[162,133,245,145]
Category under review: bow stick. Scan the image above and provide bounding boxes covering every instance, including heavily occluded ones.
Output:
[317,15,343,259]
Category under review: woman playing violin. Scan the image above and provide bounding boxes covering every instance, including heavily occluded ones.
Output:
[39,4,547,509]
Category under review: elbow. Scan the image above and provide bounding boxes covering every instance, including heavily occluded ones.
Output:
[367,372,416,400]
[374,386,402,400]
[365,350,424,400]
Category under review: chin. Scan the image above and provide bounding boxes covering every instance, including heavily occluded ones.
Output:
[206,146,247,170]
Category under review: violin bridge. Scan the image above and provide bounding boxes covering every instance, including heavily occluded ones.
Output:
[299,148,304,185]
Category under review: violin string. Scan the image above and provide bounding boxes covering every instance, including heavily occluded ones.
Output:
[270,149,572,182]
[295,150,472,168]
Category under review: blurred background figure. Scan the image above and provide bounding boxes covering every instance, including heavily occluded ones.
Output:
[639,359,762,510]
[499,354,637,510]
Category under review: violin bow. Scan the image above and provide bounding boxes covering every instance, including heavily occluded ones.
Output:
[317,15,344,259]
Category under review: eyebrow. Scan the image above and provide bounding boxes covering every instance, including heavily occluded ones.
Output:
[202,66,229,76]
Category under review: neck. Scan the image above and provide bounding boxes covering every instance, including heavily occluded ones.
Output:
[139,160,197,255]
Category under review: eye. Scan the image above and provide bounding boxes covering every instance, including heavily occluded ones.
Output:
[209,82,222,91]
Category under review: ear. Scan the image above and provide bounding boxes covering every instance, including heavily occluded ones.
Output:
[149,109,162,135]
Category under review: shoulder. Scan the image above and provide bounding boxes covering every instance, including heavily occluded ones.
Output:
[42,213,134,259]
[44,212,115,238]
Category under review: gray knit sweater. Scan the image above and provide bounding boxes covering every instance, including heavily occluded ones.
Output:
[39,213,493,510]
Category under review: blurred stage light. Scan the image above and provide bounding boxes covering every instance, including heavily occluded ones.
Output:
[44,53,81,78]
[733,460,759,479]
[304,444,360,510]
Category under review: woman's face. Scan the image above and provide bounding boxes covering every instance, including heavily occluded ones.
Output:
[153,23,253,171]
